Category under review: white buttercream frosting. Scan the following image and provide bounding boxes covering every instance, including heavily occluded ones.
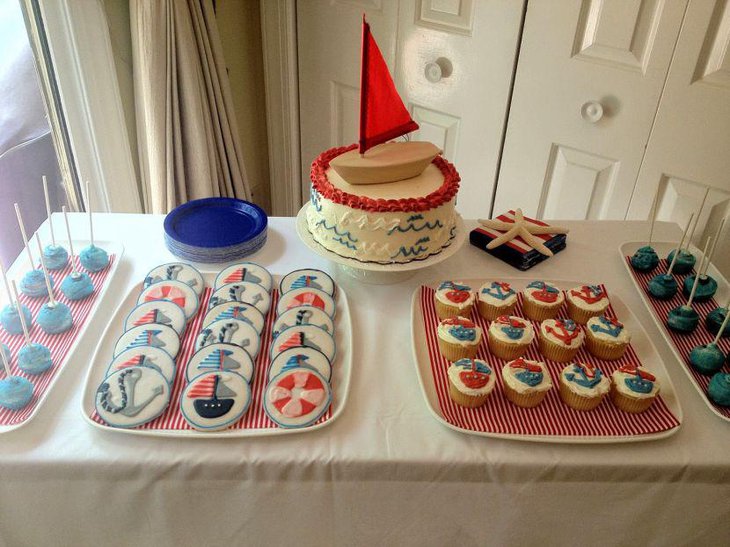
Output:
[566,285,609,312]
[560,362,610,397]
[611,366,660,400]
[502,358,553,394]
[437,316,482,347]
[586,316,631,344]
[523,281,564,308]
[488,315,534,344]
[447,359,496,396]
[434,281,475,309]
[540,318,584,348]
[478,281,517,307]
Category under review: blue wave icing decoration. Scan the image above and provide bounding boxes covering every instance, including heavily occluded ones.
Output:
[315,219,357,242]
[310,187,323,212]
[333,237,357,250]
[388,216,444,235]
[391,237,430,259]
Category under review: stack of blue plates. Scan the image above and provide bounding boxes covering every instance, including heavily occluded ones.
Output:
[164,197,268,263]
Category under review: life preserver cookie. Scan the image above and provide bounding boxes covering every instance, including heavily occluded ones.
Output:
[143,263,205,297]
[279,269,335,297]
[208,282,271,315]
[106,346,177,384]
[268,347,332,382]
[113,323,181,359]
[264,368,332,428]
[202,302,265,334]
[276,287,336,318]
[270,325,335,361]
[181,371,251,431]
[194,318,260,358]
[272,306,334,339]
[185,343,254,383]
[95,366,170,428]
[138,280,199,320]
[124,300,187,336]
[214,263,273,293]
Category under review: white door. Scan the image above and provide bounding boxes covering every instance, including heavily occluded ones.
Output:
[494,0,687,220]
[628,0,730,275]
[297,0,524,218]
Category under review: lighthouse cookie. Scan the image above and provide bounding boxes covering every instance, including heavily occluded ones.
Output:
[501,358,552,408]
[538,318,584,363]
[181,371,251,431]
[185,343,254,383]
[113,323,181,360]
[487,315,534,360]
[434,281,475,320]
[195,318,260,358]
[279,269,336,297]
[566,284,609,324]
[559,362,610,411]
[208,281,271,315]
[477,281,517,320]
[268,347,332,382]
[270,325,336,362]
[124,300,187,337]
[202,302,265,334]
[143,263,205,297]
[264,368,332,428]
[276,287,336,319]
[610,364,660,413]
[106,346,177,385]
[272,306,334,339]
[95,366,170,428]
[522,281,564,321]
[215,262,273,293]
[138,279,199,320]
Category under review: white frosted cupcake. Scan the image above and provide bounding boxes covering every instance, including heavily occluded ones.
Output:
[437,316,483,361]
[477,281,517,320]
[434,281,475,319]
[487,315,534,360]
[566,285,609,324]
[539,318,585,362]
[501,358,553,408]
[610,365,660,413]
[585,315,631,360]
[522,281,565,321]
[559,362,610,411]
[447,358,496,408]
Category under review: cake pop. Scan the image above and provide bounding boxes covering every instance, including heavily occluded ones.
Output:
[706,306,730,338]
[79,182,109,273]
[689,301,730,375]
[648,213,694,300]
[40,175,69,270]
[0,261,31,335]
[666,188,709,275]
[666,237,711,333]
[708,373,730,407]
[35,234,73,335]
[682,217,724,302]
[0,340,33,411]
[631,189,660,272]
[59,206,94,301]
[15,204,53,298]
[12,282,52,375]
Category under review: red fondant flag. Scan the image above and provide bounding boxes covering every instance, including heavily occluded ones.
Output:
[359,16,418,154]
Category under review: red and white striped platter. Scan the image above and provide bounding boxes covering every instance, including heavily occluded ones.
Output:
[0,241,123,432]
[411,279,683,443]
[81,272,352,437]
[621,241,730,423]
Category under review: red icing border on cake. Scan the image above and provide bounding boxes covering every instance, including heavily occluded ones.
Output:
[310,144,460,212]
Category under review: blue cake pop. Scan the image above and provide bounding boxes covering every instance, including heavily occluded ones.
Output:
[37,302,73,335]
[17,343,52,375]
[59,205,95,301]
[689,344,725,375]
[19,269,53,298]
[665,248,695,275]
[706,307,730,337]
[647,274,677,300]
[0,347,33,411]
[0,304,31,336]
[41,176,69,271]
[666,305,699,333]
[630,246,658,272]
[682,274,717,302]
[708,373,730,407]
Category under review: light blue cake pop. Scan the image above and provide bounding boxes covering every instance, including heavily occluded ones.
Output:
[17,343,52,375]
[20,269,53,298]
[80,245,109,272]
[0,376,34,410]
[37,302,73,335]
[1,304,32,336]
[689,343,725,375]
[43,244,68,270]
[60,273,94,301]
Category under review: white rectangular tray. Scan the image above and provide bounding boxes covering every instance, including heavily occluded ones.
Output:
[411,278,683,443]
[80,271,352,438]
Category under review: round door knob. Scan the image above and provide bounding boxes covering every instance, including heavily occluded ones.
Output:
[424,57,453,83]
[581,101,604,123]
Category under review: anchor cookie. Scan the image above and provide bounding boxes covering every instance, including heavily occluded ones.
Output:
[202,302,265,334]
[208,281,271,315]
[272,306,334,339]
[95,366,170,428]
[142,263,205,297]
[194,318,260,358]
[181,371,251,431]
[214,262,273,293]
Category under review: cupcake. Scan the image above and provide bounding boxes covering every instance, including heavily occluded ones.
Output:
[566,285,609,324]
[522,281,564,321]
[501,358,552,408]
[585,315,631,360]
[477,281,517,320]
[538,318,584,362]
[447,358,496,408]
[434,281,475,319]
[437,316,482,361]
[610,364,660,413]
[559,362,610,411]
[487,315,534,360]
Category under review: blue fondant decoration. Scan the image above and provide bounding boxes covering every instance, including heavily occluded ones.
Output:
[449,325,476,342]
[526,281,559,294]
[500,324,525,340]
[515,370,543,386]
[565,364,602,388]
[590,316,622,338]
[482,282,515,301]
[625,376,654,394]
[454,359,491,374]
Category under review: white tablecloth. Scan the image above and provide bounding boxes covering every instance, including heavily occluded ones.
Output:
[1,214,728,546]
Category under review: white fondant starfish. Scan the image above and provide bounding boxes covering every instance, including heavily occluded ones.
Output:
[477,209,569,257]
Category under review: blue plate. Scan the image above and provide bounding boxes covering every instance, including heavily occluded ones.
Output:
[164,198,267,249]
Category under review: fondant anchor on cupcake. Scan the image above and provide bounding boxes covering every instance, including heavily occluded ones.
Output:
[546,319,581,344]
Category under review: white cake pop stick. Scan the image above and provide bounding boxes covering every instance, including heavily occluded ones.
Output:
[647,187,661,244]
[11,281,31,345]
[62,206,79,276]
[683,187,710,252]
[86,181,94,247]
[711,301,730,345]
[701,217,726,277]
[0,338,11,377]
[13,204,34,268]
[686,236,712,307]
[0,262,15,311]
[42,175,56,247]
[667,213,694,275]
[34,234,56,307]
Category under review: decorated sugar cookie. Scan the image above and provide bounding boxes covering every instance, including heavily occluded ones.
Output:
[194,318,260,358]
[276,287,336,318]
[214,262,272,293]
[181,371,251,431]
[124,300,186,337]
[270,324,335,361]
[202,302,265,334]
[208,281,271,315]
[279,269,335,297]
[113,323,180,359]
[143,263,205,297]
[106,346,177,385]
[264,368,332,428]
[272,306,334,339]
[268,347,332,382]
[95,366,170,428]
[185,343,254,383]
[138,279,199,320]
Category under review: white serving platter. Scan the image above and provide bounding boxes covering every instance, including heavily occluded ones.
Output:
[80,271,352,438]
[411,278,683,443]
[620,241,730,423]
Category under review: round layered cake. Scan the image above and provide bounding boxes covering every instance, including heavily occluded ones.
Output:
[307,145,460,264]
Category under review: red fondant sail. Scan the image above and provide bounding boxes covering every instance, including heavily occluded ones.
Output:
[359,16,418,154]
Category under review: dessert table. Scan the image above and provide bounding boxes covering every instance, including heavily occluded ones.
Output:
[1,213,728,546]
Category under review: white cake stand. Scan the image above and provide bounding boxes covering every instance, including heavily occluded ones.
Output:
[296,204,466,284]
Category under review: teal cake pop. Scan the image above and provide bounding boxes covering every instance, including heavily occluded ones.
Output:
[706,307,730,337]
[11,281,52,376]
[0,261,32,335]
[35,234,73,335]
[708,373,730,407]
[648,213,693,300]
[689,309,728,375]
[59,206,94,301]
[41,176,68,270]
[79,182,109,273]
[0,343,33,411]
[630,192,660,272]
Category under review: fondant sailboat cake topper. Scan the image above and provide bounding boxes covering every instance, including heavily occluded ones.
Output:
[329,15,440,185]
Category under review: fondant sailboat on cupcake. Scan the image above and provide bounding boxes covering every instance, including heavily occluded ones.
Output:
[328,16,439,185]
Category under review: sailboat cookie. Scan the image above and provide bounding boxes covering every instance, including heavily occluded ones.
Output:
[181,371,251,431]
[214,263,272,293]
[106,346,177,385]
[269,325,336,362]
[113,323,180,360]
[185,343,254,383]
[124,300,187,337]
[279,269,336,297]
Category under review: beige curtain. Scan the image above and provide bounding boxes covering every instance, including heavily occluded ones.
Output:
[131,0,250,213]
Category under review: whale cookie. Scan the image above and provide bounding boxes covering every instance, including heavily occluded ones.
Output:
[181,371,251,431]
[185,343,254,383]
[270,324,335,362]
[272,306,334,339]
[113,323,180,359]
[143,263,205,297]
[125,300,186,336]
[107,346,177,384]
[276,287,336,319]
[194,318,260,358]
[95,366,170,428]
[138,280,199,320]
[279,269,336,297]
[202,302,265,334]
[264,368,332,428]
[268,347,332,382]
[208,282,271,315]
[215,263,273,293]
